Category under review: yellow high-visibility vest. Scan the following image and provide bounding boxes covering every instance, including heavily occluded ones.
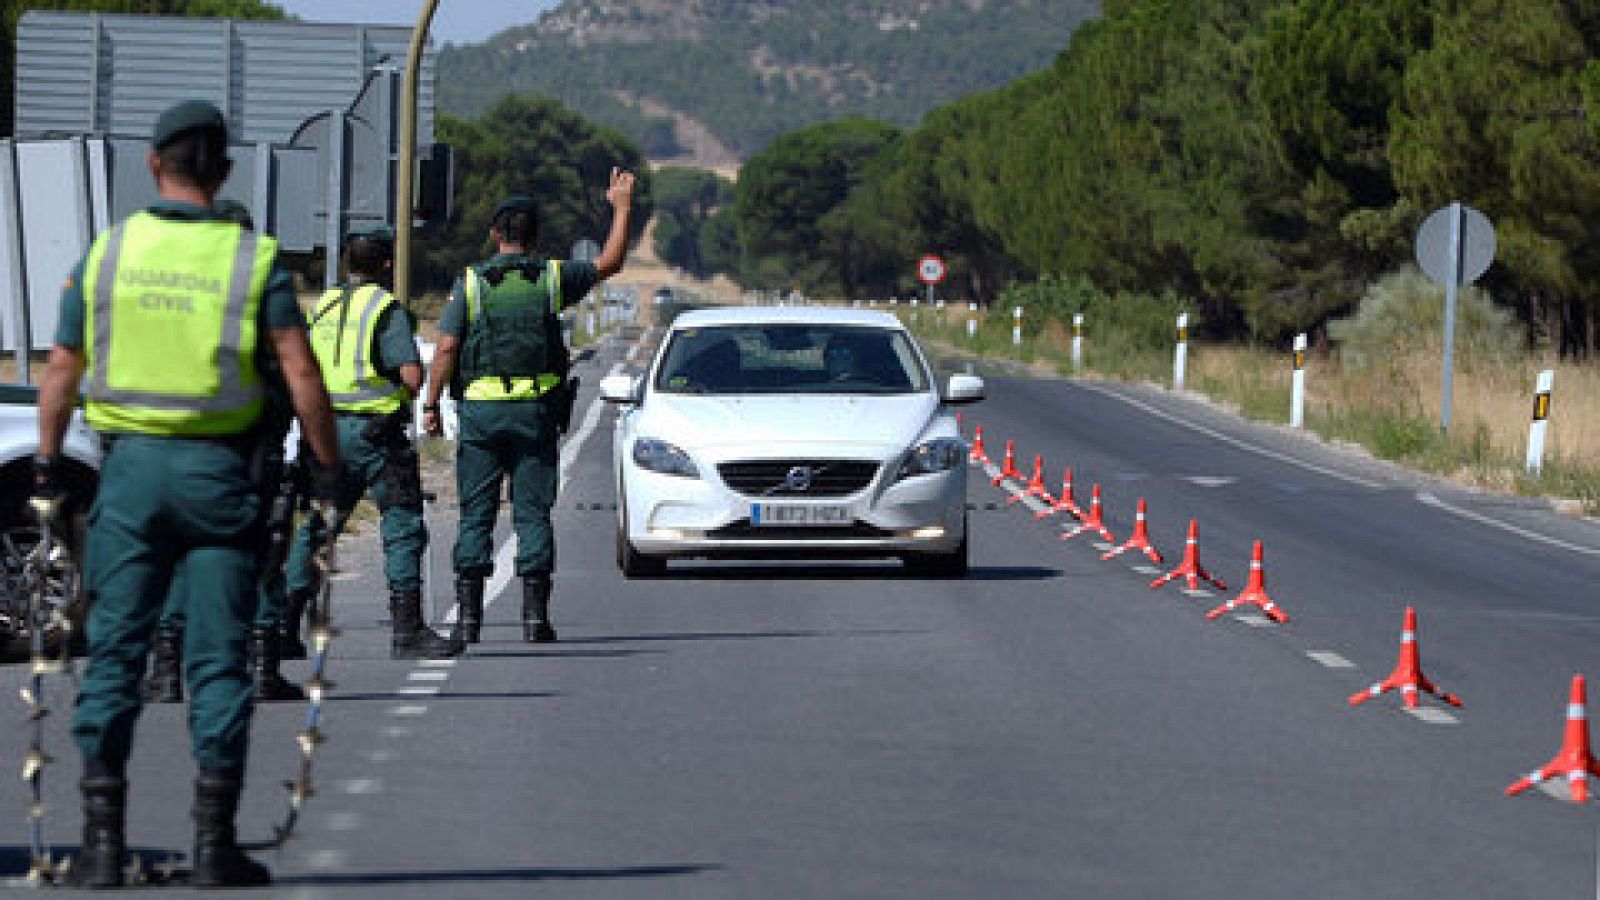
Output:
[309,283,408,415]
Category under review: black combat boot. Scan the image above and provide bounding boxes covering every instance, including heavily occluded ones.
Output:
[74,776,126,888]
[453,576,484,644]
[278,589,311,660]
[249,626,305,703]
[140,622,183,704]
[522,574,556,643]
[190,775,271,887]
[390,591,464,660]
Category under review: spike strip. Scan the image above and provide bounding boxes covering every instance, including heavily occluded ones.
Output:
[1205,540,1288,622]
[271,501,342,846]
[1348,606,1460,709]
[1006,455,1055,506]
[968,426,989,465]
[18,495,74,885]
[1506,675,1600,803]
[1061,484,1115,542]
[1035,468,1085,521]
[1102,498,1163,563]
[990,440,1023,486]
[1149,519,1228,592]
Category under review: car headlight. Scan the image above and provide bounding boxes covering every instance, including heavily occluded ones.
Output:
[632,437,700,478]
[897,437,966,480]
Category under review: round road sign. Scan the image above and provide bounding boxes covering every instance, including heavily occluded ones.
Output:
[1415,203,1495,286]
[917,255,947,286]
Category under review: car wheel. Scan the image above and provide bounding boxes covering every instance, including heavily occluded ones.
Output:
[615,490,667,578]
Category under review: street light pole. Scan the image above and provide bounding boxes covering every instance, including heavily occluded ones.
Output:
[394,0,440,309]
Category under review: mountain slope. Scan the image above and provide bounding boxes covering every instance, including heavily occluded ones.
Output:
[438,0,1097,164]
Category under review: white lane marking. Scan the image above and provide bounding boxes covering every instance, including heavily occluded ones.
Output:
[367,748,395,763]
[1091,541,1113,552]
[388,705,428,717]
[1407,707,1460,725]
[1417,492,1600,557]
[328,571,360,582]
[381,726,412,738]
[1538,780,1576,802]
[1181,588,1214,598]
[325,811,362,831]
[1076,381,1384,489]
[1132,565,1162,575]
[340,778,382,795]
[417,658,456,668]
[398,685,440,696]
[1234,614,1274,628]
[446,361,627,623]
[306,849,348,870]
[407,670,449,681]
[1180,476,1238,488]
[1306,651,1355,669]
[1021,495,1049,515]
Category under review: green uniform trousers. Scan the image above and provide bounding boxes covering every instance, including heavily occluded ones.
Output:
[453,398,559,578]
[285,413,427,596]
[73,435,262,777]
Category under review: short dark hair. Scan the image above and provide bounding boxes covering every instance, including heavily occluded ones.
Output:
[344,234,393,277]
[492,209,536,245]
[157,129,230,192]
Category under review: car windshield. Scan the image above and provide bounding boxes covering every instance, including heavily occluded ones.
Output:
[654,324,930,395]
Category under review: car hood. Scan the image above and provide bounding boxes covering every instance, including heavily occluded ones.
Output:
[638,393,940,453]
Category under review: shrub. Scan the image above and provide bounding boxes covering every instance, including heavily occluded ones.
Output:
[1327,266,1526,373]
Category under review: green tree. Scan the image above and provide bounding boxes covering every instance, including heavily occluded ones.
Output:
[650,167,734,278]
[2,1,286,136]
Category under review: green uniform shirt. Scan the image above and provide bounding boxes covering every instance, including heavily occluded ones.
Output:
[55,201,303,350]
[436,253,599,339]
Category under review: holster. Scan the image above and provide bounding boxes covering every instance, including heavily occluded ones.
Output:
[553,375,580,436]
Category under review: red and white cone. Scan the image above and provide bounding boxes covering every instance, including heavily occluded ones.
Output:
[1102,498,1163,563]
[1061,484,1115,543]
[1149,519,1227,592]
[1506,675,1600,803]
[1034,468,1084,521]
[1006,455,1055,506]
[1205,540,1287,623]
[1349,606,1459,709]
[991,440,1023,486]
[968,426,990,465]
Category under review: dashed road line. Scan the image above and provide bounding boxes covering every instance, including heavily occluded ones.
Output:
[340,778,382,795]
[1406,707,1460,725]
[398,685,440,696]
[407,670,449,681]
[1306,651,1355,669]
[388,705,428,717]
[324,811,362,831]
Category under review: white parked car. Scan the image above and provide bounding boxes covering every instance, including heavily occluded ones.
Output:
[602,306,983,577]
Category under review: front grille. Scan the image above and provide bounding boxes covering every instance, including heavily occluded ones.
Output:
[717,460,879,498]
[706,520,893,541]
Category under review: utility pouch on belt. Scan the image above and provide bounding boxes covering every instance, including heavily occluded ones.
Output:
[554,375,580,436]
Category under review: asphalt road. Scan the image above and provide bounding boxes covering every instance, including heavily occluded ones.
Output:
[5,325,1600,898]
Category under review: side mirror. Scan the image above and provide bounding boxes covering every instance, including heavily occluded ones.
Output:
[600,374,641,404]
[942,374,985,405]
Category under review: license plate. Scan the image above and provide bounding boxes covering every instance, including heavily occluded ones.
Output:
[751,504,851,526]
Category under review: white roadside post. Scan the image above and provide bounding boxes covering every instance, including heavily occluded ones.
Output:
[1011,306,1023,348]
[1525,368,1554,474]
[1071,313,1084,372]
[1173,312,1189,390]
[967,302,977,340]
[1290,332,1307,428]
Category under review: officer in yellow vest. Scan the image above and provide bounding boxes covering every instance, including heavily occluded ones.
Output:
[33,100,341,888]
[282,226,462,659]
[423,175,634,643]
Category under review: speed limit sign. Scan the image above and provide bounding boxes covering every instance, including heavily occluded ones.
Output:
[917,255,947,285]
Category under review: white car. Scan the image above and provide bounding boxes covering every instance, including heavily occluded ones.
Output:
[602,306,983,577]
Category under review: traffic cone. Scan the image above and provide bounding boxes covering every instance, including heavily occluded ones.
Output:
[1149,519,1227,591]
[1102,498,1163,563]
[968,426,990,465]
[1205,540,1287,622]
[1348,606,1460,710]
[1006,455,1055,506]
[991,440,1023,486]
[1035,468,1084,521]
[1506,675,1600,803]
[1061,484,1115,542]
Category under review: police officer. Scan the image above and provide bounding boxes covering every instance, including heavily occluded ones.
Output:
[422,170,635,643]
[281,226,462,660]
[33,100,341,888]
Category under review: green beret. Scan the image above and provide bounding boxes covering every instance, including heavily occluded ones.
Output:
[491,195,537,220]
[151,100,227,149]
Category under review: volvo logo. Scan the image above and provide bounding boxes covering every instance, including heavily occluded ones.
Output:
[783,466,814,492]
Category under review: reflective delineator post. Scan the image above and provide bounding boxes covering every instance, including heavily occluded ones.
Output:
[1071,313,1084,372]
[1348,606,1460,710]
[1011,306,1023,348]
[1173,312,1189,391]
[967,302,977,340]
[1526,368,1554,475]
[1290,333,1307,428]
[1506,674,1600,803]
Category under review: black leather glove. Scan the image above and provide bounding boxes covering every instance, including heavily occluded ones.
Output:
[307,458,347,509]
[32,454,62,499]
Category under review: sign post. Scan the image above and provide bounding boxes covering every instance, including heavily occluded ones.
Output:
[917,254,947,309]
[1416,202,1496,431]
